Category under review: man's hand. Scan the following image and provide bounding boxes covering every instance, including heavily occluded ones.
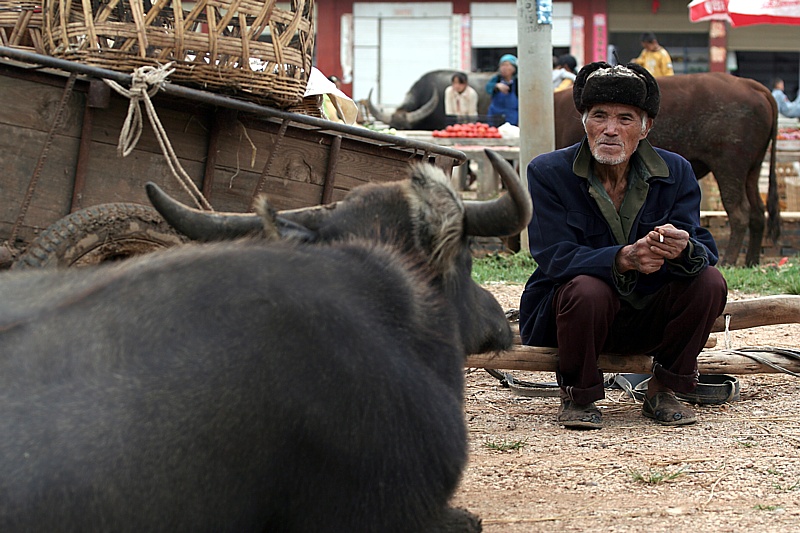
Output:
[615,224,689,274]
[615,238,664,274]
[648,224,689,260]
[495,82,510,94]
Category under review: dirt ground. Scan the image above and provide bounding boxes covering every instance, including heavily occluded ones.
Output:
[453,283,800,532]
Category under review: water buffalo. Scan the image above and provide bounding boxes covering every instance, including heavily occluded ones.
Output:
[554,72,779,266]
[368,69,495,130]
[0,150,531,532]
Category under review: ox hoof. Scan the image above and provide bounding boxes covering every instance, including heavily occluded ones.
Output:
[429,506,482,532]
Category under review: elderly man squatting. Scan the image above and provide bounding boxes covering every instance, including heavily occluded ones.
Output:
[518,62,728,430]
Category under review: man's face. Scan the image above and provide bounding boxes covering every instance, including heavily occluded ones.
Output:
[584,103,652,166]
[452,79,468,94]
[642,40,658,51]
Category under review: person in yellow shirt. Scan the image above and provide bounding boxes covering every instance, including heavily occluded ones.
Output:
[633,32,674,77]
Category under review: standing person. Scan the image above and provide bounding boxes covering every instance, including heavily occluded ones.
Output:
[518,62,727,430]
[444,72,479,118]
[633,32,674,77]
[485,54,519,126]
[553,54,578,92]
[771,78,800,118]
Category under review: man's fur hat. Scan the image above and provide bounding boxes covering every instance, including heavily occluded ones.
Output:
[573,62,660,118]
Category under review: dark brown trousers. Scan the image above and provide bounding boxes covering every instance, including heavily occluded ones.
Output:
[552,267,728,405]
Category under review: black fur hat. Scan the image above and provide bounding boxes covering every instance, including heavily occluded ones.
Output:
[573,62,660,118]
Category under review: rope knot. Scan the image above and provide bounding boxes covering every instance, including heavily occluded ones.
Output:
[128,63,176,99]
[103,63,211,211]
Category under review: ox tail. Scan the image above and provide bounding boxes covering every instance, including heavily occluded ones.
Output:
[766,93,780,243]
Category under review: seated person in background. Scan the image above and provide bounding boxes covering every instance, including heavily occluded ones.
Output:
[444,72,479,118]
[771,78,800,118]
[485,54,519,126]
[553,54,578,92]
[519,62,727,430]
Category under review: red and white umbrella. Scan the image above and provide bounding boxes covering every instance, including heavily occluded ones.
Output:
[689,0,800,27]
[688,0,731,23]
[728,0,800,27]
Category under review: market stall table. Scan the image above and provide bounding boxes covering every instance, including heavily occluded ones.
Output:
[393,131,520,200]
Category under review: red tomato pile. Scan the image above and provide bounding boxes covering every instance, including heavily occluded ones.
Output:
[432,122,502,138]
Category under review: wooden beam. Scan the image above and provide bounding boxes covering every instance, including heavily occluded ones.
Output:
[711,295,800,332]
[466,346,800,375]
[469,296,800,375]
[505,296,800,345]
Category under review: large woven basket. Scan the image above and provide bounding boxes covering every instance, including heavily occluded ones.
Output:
[42,0,314,108]
[0,1,45,53]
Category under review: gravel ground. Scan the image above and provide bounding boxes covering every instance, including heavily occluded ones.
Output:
[452,283,800,532]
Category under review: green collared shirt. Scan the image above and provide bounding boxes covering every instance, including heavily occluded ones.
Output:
[572,137,669,245]
[572,138,701,307]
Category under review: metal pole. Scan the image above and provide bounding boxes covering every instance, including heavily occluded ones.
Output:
[517,0,554,254]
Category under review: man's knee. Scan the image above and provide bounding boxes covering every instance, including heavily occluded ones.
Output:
[696,267,728,304]
[554,275,617,315]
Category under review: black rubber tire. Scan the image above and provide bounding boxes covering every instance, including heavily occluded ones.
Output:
[12,203,188,270]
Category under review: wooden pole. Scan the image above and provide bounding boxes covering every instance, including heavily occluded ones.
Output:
[516,0,555,254]
[468,296,800,375]
[466,346,800,375]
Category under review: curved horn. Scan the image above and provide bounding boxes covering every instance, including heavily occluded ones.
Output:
[145,182,264,242]
[403,90,439,126]
[463,150,533,237]
[146,183,320,242]
[367,88,392,125]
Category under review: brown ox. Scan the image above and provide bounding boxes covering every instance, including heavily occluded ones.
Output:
[554,72,779,266]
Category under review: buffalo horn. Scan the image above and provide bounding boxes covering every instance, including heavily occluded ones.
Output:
[144,182,316,244]
[403,90,439,126]
[145,183,264,241]
[366,88,392,125]
[463,150,533,237]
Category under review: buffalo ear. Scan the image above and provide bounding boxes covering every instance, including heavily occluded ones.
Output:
[252,196,282,241]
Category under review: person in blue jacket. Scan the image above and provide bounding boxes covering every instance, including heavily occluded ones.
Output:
[485,54,519,126]
[771,78,800,118]
[518,62,728,430]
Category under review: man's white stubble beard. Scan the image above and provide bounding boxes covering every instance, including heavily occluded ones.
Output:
[591,139,640,166]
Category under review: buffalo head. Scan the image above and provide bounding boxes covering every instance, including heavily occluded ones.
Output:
[147,149,531,354]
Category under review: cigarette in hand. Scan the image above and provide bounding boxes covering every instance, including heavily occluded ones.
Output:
[658,234,664,243]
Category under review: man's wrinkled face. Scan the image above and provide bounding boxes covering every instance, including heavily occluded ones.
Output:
[583,103,652,166]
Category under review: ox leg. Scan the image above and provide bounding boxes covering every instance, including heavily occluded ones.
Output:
[744,166,767,267]
[715,179,749,267]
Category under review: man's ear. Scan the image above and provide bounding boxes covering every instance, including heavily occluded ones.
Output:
[642,117,655,138]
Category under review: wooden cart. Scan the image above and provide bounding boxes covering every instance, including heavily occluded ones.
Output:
[0,46,466,269]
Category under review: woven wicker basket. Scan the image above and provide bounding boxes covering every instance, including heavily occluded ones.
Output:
[0,1,45,53]
[286,94,321,118]
[42,0,314,108]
